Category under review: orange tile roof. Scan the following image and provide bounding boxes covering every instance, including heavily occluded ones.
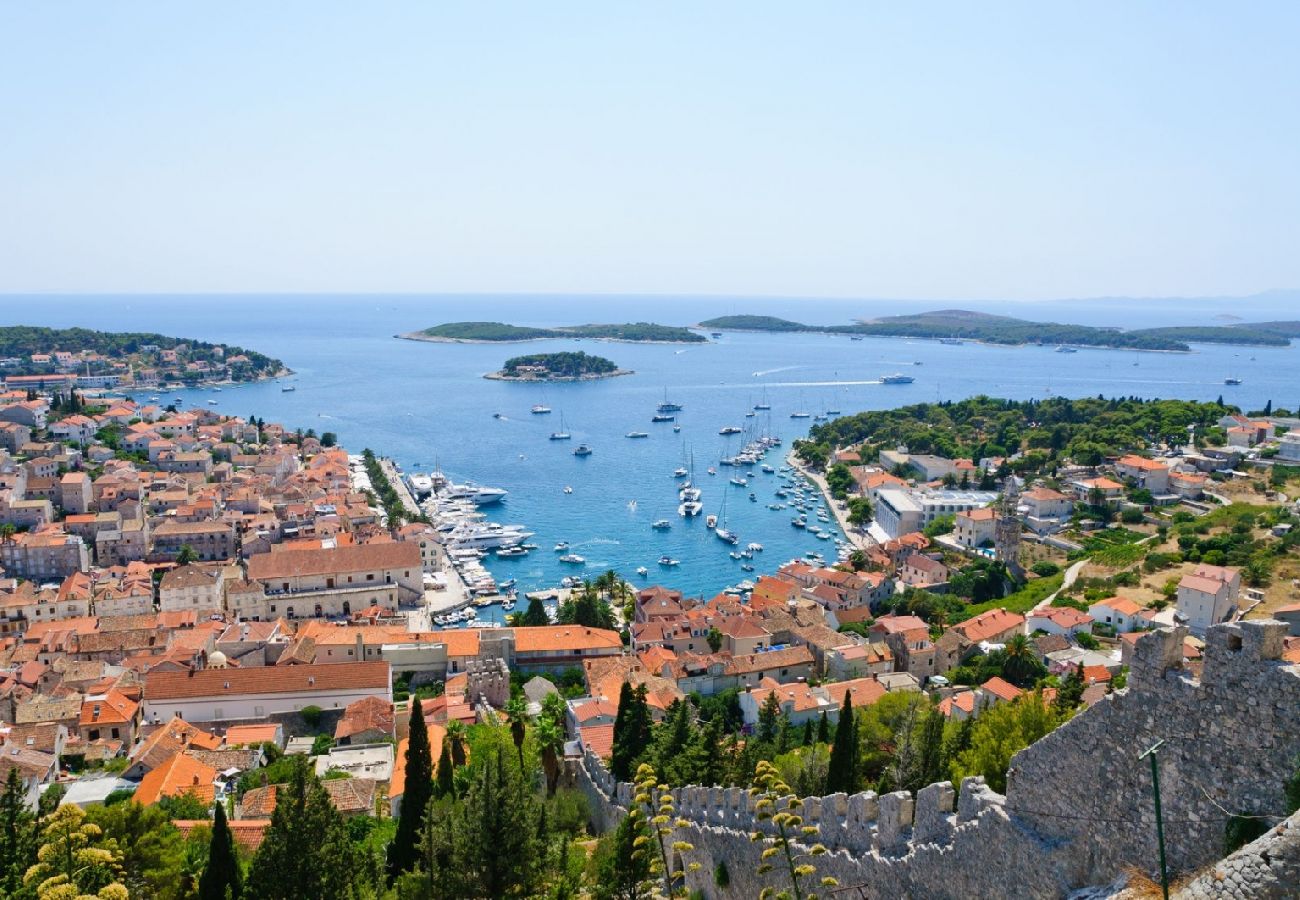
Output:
[134,751,217,806]
[952,608,1025,644]
[579,723,615,759]
[247,542,419,580]
[224,724,281,747]
[1082,665,1112,684]
[1094,596,1142,616]
[173,819,269,852]
[80,690,139,727]
[145,661,389,700]
[822,677,888,709]
[511,626,622,653]
[980,676,1023,703]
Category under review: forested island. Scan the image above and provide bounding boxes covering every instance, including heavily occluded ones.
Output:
[700,309,1299,351]
[402,321,707,343]
[0,325,287,385]
[487,351,630,381]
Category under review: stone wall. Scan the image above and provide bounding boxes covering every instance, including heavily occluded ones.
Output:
[1176,809,1300,899]
[569,620,1300,898]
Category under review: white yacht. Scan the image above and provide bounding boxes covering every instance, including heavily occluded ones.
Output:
[447,523,534,550]
[440,482,508,505]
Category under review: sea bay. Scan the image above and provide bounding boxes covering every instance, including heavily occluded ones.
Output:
[9,294,1300,596]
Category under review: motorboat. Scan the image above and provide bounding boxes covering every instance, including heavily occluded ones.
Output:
[281,386,296,392]
[719,426,743,435]
[789,411,810,419]
[559,553,586,565]
[652,413,676,423]
[531,405,552,414]
[494,546,528,558]
[573,445,593,456]
[447,523,534,550]
[749,493,757,501]
[678,500,703,516]
[561,576,583,589]
[636,566,649,576]
[1224,377,1242,385]
[747,542,764,552]
[791,517,806,528]
[673,467,689,478]
[563,486,573,494]
[554,542,570,552]
[761,464,775,473]
[880,373,915,384]
[730,477,748,487]
[651,519,672,530]
[706,514,718,529]
[657,390,683,413]
[706,467,717,475]
[657,555,680,566]
[626,431,649,439]
[672,425,681,433]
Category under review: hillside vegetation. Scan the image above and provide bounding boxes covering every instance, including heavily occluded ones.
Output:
[796,394,1235,472]
[0,325,283,381]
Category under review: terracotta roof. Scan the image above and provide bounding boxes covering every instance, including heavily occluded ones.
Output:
[335,696,395,741]
[224,724,281,747]
[0,747,56,779]
[749,680,825,714]
[725,645,814,675]
[1030,607,1094,629]
[952,608,1025,644]
[134,751,217,806]
[80,690,139,727]
[242,778,377,817]
[173,819,269,852]
[870,614,929,636]
[511,626,622,653]
[579,723,615,759]
[938,692,977,717]
[980,676,1023,703]
[131,717,223,770]
[247,543,419,580]
[822,677,887,709]
[1092,596,1142,617]
[1179,574,1230,594]
[146,661,390,700]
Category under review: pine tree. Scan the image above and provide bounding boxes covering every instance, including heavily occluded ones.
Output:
[0,767,36,899]
[199,801,242,900]
[462,749,541,897]
[520,596,551,626]
[1055,662,1086,713]
[592,805,654,900]
[246,756,360,899]
[825,693,858,794]
[389,697,433,879]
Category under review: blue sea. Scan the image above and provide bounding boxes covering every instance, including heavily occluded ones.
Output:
[8,294,1300,598]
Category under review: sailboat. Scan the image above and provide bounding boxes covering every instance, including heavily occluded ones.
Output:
[714,490,739,544]
[753,387,771,411]
[549,412,571,440]
[679,451,703,516]
[790,391,811,419]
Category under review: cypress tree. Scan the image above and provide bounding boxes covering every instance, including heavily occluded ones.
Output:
[802,719,814,746]
[435,740,455,798]
[825,693,858,794]
[915,708,948,791]
[610,681,637,780]
[199,801,243,900]
[388,697,433,879]
[816,711,830,744]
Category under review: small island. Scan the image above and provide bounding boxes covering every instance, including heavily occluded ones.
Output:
[485,351,632,381]
[400,320,707,344]
[0,325,289,389]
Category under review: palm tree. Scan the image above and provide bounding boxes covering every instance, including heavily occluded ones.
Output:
[504,696,529,772]
[444,719,467,767]
[535,717,565,796]
[0,523,15,544]
[1003,633,1034,686]
[848,549,868,571]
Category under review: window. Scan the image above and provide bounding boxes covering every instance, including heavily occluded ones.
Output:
[214,708,223,719]
[367,573,375,581]
[254,705,265,717]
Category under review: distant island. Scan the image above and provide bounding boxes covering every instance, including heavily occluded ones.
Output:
[485,351,631,381]
[400,320,707,344]
[0,325,288,388]
[698,309,1300,351]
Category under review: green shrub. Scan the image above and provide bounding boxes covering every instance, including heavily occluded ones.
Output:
[301,705,323,728]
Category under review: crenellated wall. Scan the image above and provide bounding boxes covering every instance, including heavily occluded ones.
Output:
[569,620,1300,898]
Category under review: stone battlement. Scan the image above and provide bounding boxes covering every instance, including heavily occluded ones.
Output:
[572,621,1300,898]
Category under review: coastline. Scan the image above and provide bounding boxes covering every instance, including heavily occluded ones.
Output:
[483,368,634,382]
[704,325,1197,354]
[786,450,871,551]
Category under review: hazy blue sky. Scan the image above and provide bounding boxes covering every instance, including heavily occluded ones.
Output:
[2,3,1297,300]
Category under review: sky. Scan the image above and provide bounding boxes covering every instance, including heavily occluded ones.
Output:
[2,3,1298,301]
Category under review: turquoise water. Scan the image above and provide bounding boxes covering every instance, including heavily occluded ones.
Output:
[9,295,1300,597]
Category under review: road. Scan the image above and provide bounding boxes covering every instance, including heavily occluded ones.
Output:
[1033,557,1089,613]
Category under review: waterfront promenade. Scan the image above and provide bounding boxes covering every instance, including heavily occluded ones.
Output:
[787,451,872,551]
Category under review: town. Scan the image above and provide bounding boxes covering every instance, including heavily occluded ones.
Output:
[2,376,1299,898]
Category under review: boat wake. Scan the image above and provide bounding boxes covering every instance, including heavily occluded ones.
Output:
[751,365,804,377]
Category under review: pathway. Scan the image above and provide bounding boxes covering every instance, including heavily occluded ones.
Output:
[1033,557,1089,614]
